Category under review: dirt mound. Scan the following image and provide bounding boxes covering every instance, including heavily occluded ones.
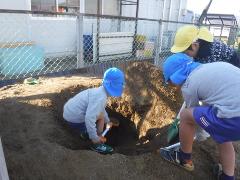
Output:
[52,61,183,155]
[0,61,239,180]
[109,61,183,138]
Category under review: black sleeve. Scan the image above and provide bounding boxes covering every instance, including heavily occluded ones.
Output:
[230,51,240,68]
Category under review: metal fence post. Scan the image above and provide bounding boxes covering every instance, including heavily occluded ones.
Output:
[154,19,162,67]
[96,16,100,62]
[77,13,84,68]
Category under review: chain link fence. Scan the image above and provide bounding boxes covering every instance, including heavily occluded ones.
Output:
[0,11,78,80]
[2,10,237,82]
[0,10,162,80]
[82,15,160,75]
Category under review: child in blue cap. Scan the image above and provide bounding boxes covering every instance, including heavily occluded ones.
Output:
[63,67,125,154]
[160,53,240,180]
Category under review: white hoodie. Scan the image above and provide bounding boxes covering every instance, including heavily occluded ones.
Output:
[63,86,110,141]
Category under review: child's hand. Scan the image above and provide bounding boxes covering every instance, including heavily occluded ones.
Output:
[99,136,107,143]
[106,122,113,129]
[92,136,106,144]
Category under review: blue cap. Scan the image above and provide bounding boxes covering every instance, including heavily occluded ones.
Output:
[103,67,125,97]
[163,53,200,85]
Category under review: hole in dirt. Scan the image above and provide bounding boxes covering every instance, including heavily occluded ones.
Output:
[105,108,169,155]
[51,85,169,156]
[104,108,139,155]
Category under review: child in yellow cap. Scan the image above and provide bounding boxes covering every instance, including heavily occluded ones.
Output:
[171,25,240,67]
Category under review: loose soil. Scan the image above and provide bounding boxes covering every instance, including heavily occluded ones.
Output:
[0,61,239,180]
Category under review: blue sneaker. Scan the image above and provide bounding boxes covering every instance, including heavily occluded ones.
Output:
[160,148,194,171]
[213,163,223,180]
[90,144,114,154]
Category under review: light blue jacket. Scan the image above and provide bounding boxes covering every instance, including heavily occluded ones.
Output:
[63,86,110,141]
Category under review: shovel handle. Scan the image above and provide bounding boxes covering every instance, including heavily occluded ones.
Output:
[165,142,181,150]
[102,127,110,137]
[101,120,120,137]
[164,136,196,150]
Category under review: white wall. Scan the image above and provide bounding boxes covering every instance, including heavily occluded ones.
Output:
[120,0,163,40]
[0,0,191,58]
[102,0,118,15]
[0,0,78,57]
[0,0,30,10]
[81,0,118,15]
[181,10,194,22]
[0,14,30,42]
[85,0,98,14]
[170,0,181,21]
[121,0,164,18]
[0,13,77,57]
[120,0,190,40]
[210,27,230,37]
[80,0,85,13]
[120,0,191,34]
[0,1,132,66]
[30,16,77,56]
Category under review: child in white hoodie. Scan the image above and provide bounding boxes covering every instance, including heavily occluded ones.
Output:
[63,67,125,154]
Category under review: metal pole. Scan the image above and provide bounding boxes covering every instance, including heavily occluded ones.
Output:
[154,20,162,67]
[168,0,172,20]
[0,138,9,180]
[177,0,182,22]
[120,0,122,16]
[56,0,59,12]
[220,25,223,41]
[198,0,213,25]
[66,0,68,12]
[102,0,105,14]
[80,0,85,13]
[159,0,165,54]
[77,13,84,68]
[96,0,102,62]
[132,0,139,58]
[167,0,172,30]
[117,0,122,32]
[161,0,166,20]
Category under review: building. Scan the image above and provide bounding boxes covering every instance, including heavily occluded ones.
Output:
[202,14,239,45]
[0,0,195,60]
[0,0,193,22]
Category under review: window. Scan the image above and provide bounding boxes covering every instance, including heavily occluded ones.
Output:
[58,0,80,13]
[31,0,56,12]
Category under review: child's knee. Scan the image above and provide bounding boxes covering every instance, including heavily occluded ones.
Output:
[180,108,195,124]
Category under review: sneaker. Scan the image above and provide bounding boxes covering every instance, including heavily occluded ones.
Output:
[213,163,223,180]
[160,148,194,171]
[90,144,114,154]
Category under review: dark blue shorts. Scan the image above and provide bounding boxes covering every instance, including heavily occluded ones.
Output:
[193,106,240,144]
[65,121,87,133]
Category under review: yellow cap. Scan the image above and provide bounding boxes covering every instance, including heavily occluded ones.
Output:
[198,27,214,42]
[171,25,199,53]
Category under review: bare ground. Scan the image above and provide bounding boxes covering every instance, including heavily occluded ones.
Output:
[0,61,239,180]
